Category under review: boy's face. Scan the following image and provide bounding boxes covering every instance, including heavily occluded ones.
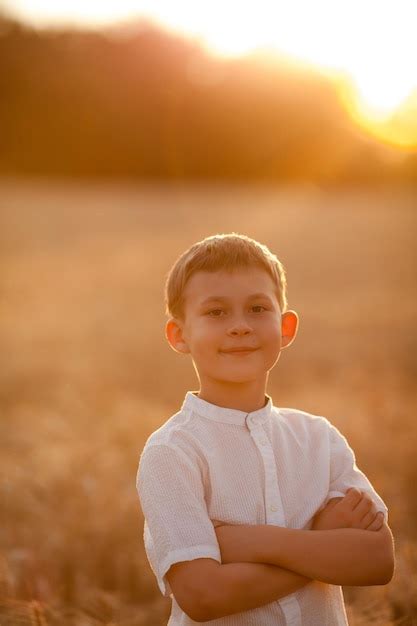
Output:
[166,267,298,388]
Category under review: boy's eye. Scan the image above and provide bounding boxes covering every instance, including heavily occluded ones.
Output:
[206,306,267,317]
[207,309,225,317]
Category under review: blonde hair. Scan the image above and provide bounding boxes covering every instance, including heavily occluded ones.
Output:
[165,233,288,320]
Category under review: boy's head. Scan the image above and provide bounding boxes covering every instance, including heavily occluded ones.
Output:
[164,233,298,395]
[165,233,287,322]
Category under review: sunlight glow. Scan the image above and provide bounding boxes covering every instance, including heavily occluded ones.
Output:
[5,0,417,149]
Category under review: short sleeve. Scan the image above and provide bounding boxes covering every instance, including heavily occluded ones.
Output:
[326,420,389,522]
[136,443,221,597]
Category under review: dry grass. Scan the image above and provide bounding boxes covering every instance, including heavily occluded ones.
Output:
[1,179,416,624]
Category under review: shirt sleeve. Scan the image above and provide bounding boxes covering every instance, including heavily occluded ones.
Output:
[326,420,389,522]
[136,443,221,597]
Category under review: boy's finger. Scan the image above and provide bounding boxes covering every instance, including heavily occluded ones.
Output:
[361,509,378,528]
[343,487,363,508]
[325,497,342,509]
[353,494,373,519]
[368,513,384,531]
[366,512,384,531]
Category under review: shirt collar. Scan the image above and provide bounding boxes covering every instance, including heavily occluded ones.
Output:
[182,390,274,426]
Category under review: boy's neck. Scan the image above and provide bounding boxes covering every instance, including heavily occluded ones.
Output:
[196,379,269,413]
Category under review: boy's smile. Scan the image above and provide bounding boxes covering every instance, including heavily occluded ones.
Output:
[166,267,298,410]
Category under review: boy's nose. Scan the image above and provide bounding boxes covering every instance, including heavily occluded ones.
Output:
[227,321,253,336]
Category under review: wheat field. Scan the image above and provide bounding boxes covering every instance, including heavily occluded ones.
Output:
[0,179,416,625]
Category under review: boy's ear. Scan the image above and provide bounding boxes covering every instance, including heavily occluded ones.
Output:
[281,310,299,349]
[165,318,190,354]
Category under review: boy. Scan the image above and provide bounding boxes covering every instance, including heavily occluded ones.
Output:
[136,233,394,625]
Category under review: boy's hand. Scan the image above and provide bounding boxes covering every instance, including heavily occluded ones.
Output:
[312,487,384,531]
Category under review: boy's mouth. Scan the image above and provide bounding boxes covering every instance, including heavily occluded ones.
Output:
[220,347,259,355]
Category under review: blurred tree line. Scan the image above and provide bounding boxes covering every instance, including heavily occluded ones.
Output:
[0,15,416,182]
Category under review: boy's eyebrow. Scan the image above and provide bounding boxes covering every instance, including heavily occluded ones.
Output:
[199,293,273,306]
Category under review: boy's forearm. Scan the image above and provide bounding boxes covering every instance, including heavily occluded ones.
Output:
[203,562,310,621]
[216,524,394,586]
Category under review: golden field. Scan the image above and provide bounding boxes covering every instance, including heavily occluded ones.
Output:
[0,179,416,625]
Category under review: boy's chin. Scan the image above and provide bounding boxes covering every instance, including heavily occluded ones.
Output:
[215,373,263,385]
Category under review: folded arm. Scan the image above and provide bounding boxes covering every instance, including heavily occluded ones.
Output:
[215,521,395,586]
[167,558,310,622]
[167,490,394,622]
[168,522,393,622]
[215,487,394,587]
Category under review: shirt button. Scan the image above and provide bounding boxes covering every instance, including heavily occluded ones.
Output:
[270,505,278,512]
[260,439,267,445]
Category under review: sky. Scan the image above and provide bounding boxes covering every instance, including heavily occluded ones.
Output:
[3,0,417,149]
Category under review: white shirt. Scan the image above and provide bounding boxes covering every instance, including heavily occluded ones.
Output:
[136,391,388,626]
